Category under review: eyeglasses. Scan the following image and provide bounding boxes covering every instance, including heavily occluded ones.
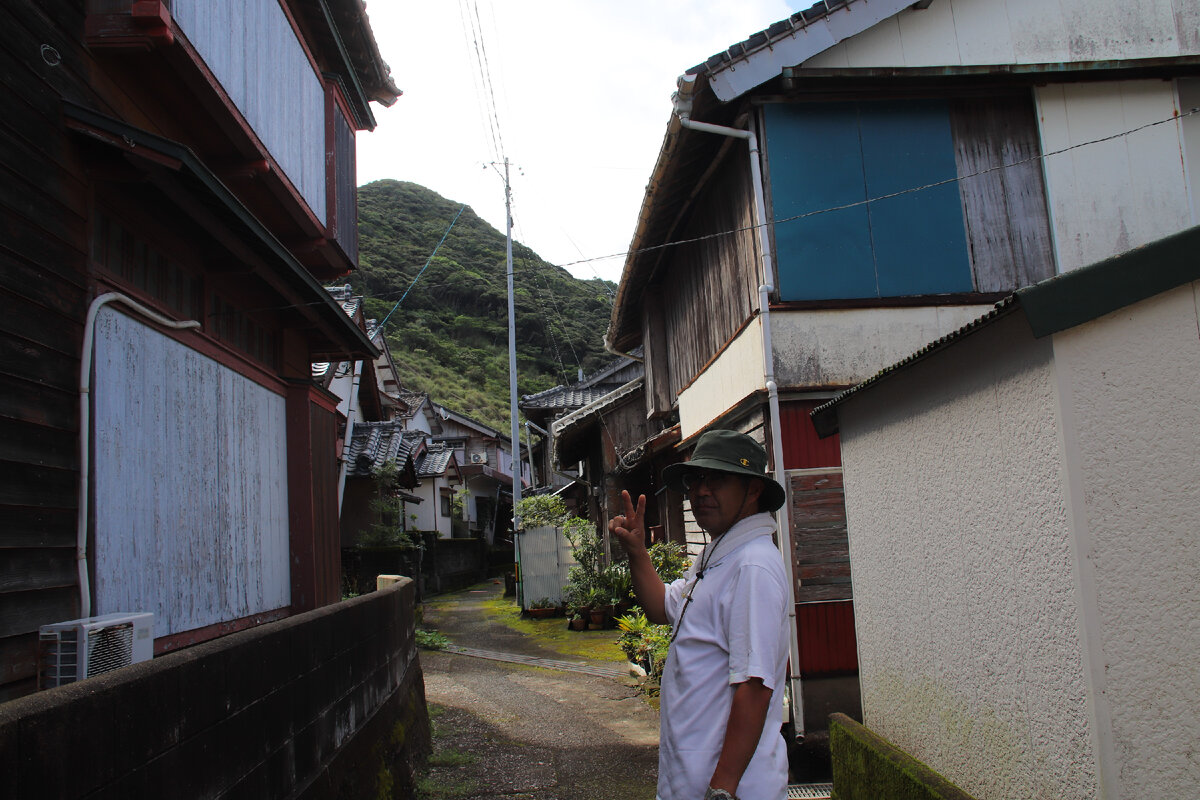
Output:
[679,470,735,494]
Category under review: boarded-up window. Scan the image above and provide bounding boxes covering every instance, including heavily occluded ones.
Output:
[766,94,1052,301]
[92,308,290,636]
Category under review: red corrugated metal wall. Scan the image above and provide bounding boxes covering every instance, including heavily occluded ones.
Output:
[780,400,841,469]
[780,400,858,676]
[796,601,859,676]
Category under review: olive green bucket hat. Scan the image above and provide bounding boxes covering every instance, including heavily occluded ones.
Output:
[662,429,786,512]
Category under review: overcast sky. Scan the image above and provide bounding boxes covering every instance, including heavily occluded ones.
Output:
[356,1,792,284]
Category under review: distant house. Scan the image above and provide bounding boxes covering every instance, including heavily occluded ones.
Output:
[520,350,644,495]
[0,0,397,699]
[810,226,1200,800]
[410,443,465,539]
[431,404,529,545]
[605,0,1200,766]
[340,422,424,548]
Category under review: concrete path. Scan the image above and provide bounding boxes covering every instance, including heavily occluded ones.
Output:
[417,580,661,800]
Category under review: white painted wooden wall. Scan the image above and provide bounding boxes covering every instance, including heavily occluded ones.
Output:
[518,525,577,609]
[172,0,326,221]
[92,308,290,636]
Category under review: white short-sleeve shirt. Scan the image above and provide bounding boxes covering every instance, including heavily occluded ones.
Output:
[656,513,790,800]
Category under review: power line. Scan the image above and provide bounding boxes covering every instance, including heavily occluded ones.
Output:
[553,105,1200,272]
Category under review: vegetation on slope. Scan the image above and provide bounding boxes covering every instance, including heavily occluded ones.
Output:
[353,180,616,431]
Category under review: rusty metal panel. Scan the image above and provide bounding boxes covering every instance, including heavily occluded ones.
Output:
[171,0,326,220]
[780,401,841,469]
[92,308,290,636]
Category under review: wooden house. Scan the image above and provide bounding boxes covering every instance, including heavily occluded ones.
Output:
[606,0,1200,769]
[519,350,644,496]
[0,0,398,700]
[809,225,1200,800]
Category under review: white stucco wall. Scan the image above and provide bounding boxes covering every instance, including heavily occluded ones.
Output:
[1050,282,1200,797]
[678,317,765,438]
[838,312,1099,800]
[770,305,992,390]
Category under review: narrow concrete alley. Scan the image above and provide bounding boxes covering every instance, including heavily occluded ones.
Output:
[416,580,661,800]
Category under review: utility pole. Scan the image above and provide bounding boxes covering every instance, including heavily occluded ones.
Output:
[502,157,523,607]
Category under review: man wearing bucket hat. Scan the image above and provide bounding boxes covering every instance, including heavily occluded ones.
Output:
[610,429,790,800]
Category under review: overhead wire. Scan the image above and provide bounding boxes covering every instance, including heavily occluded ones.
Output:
[221,105,1194,320]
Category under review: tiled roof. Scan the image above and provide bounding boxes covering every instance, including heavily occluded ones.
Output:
[347,422,423,477]
[417,443,454,477]
[519,385,622,411]
[685,0,913,101]
[398,391,428,417]
[520,350,644,411]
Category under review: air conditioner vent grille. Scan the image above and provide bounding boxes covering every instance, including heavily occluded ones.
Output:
[86,622,135,678]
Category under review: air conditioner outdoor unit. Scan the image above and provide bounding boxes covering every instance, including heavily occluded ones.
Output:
[470,452,487,464]
[38,612,154,690]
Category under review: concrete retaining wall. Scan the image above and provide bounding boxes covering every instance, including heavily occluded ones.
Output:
[0,580,430,799]
[830,713,977,800]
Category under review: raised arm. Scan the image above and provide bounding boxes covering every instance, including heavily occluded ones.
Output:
[608,490,668,623]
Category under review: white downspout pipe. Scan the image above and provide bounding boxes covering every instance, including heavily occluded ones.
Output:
[336,358,363,515]
[675,90,805,739]
[79,293,201,619]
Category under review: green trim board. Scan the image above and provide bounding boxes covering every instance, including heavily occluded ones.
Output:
[811,223,1200,437]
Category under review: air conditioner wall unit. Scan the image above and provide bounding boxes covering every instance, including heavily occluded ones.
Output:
[470,452,487,464]
[39,612,154,689]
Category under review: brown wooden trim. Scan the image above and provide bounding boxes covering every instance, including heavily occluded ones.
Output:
[676,309,761,396]
[154,606,291,655]
[166,17,327,239]
[90,276,289,396]
[769,292,1008,312]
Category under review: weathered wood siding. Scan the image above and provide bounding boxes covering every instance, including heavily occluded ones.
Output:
[310,399,342,606]
[0,0,92,699]
[93,308,290,636]
[645,151,761,411]
[950,95,1054,291]
[332,98,358,263]
[789,470,852,604]
[172,0,327,221]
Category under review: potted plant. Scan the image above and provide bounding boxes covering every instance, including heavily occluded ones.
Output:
[527,597,557,619]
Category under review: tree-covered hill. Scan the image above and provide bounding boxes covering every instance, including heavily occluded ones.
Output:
[352,179,616,432]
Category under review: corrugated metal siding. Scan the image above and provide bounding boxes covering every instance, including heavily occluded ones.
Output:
[518,525,577,608]
[780,401,841,469]
[92,308,290,636]
[797,601,858,676]
[172,0,326,220]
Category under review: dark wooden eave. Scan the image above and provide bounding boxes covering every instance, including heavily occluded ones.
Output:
[83,0,380,280]
[65,102,378,362]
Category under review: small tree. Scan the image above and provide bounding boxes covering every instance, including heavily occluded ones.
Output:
[359,460,422,549]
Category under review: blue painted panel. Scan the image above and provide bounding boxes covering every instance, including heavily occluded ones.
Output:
[766,103,878,300]
[860,100,973,295]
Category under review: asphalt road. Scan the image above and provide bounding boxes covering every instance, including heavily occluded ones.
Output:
[417,580,661,800]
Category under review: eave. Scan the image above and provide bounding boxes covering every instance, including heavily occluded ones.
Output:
[65,103,378,361]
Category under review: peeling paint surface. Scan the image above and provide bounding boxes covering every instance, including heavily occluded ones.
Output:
[92,308,290,636]
[770,305,991,390]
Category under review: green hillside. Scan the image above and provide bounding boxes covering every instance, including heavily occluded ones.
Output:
[352,179,616,432]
